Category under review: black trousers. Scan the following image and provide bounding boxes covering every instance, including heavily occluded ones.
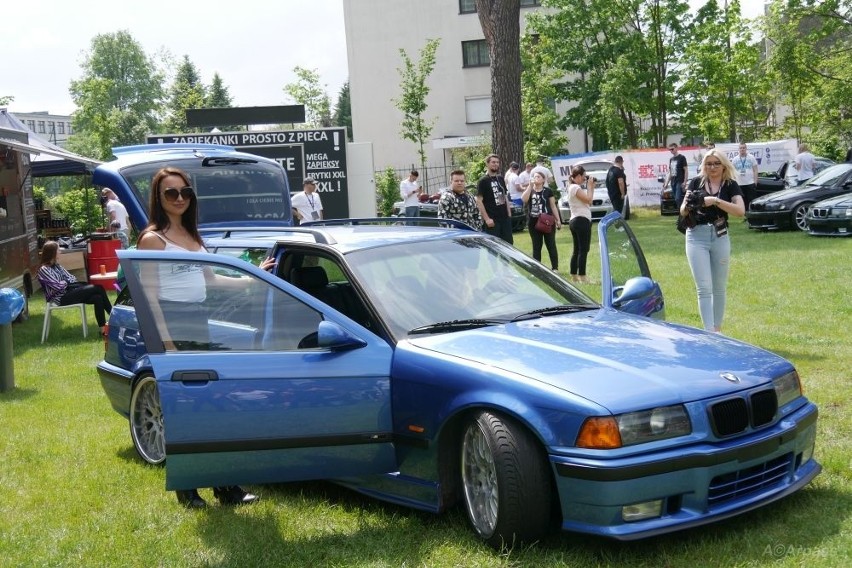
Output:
[485,216,514,244]
[61,283,112,327]
[528,218,559,269]
[569,216,592,276]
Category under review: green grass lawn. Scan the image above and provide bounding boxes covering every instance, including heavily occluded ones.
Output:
[1,211,850,567]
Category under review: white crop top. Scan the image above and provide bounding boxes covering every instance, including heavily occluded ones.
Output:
[150,232,208,303]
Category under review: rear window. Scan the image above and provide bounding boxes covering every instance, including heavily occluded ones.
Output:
[120,157,291,224]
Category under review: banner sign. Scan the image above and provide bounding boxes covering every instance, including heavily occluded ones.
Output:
[551,139,798,207]
[148,127,350,219]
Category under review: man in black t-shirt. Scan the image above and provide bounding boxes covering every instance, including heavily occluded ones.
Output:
[606,155,628,218]
[664,143,689,208]
[476,154,513,243]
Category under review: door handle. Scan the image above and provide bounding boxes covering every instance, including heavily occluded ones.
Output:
[171,370,219,382]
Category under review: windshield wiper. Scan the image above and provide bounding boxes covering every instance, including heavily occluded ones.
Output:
[511,304,599,321]
[409,318,506,335]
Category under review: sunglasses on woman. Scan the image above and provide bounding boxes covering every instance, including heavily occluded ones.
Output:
[162,186,195,202]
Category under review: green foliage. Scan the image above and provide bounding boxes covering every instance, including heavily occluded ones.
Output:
[0,95,13,105]
[333,81,353,141]
[451,141,491,182]
[284,66,333,128]
[375,167,401,217]
[520,33,567,160]
[48,186,104,234]
[394,38,440,171]
[204,72,241,132]
[162,55,207,134]
[69,30,164,160]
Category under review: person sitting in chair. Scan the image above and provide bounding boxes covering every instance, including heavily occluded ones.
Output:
[37,240,112,336]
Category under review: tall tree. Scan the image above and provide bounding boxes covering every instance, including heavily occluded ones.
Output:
[0,95,13,105]
[283,67,332,128]
[204,72,241,132]
[520,34,566,161]
[69,30,164,160]
[163,55,207,133]
[475,0,523,167]
[394,38,440,171]
[333,81,353,141]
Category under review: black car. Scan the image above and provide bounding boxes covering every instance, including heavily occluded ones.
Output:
[747,163,852,231]
[393,186,526,231]
[755,157,834,197]
[806,193,852,236]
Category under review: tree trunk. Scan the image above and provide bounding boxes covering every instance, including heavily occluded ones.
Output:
[476,0,524,168]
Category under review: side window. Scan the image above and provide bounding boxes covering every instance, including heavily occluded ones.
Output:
[131,258,322,352]
[604,219,645,288]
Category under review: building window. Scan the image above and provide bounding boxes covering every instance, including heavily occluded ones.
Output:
[520,0,541,6]
[48,121,55,133]
[57,122,65,134]
[465,96,491,124]
[459,0,475,14]
[27,120,36,131]
[462,40,489,68]
[37,121,45,133]
[67,123,73,135]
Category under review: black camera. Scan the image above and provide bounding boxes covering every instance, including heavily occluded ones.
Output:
[685,189,705,210]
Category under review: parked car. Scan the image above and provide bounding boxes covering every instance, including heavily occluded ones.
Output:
[98,214,819,548]
[806,193,852,236]
[393,185,526,231]
[747,162,852,231]
[755,157,835,197]
[558,160,614,222]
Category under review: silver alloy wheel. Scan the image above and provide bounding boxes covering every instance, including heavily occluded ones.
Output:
[793,203,811,231]
[461,420,499,538]
[129,375,165,465]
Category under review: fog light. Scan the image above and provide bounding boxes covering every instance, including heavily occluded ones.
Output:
[622,499,663,522]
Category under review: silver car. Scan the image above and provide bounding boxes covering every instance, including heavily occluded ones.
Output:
[558,159,614,222]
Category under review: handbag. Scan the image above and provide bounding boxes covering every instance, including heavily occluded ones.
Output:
[676,211,696,234]
[535,212,556,234]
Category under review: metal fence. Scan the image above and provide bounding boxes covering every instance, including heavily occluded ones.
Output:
[380,164,466,195]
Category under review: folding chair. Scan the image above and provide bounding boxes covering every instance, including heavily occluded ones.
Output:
[41,301,88,343]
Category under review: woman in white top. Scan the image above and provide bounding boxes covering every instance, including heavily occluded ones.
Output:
[566,166,595,284]
[137,166,261,510]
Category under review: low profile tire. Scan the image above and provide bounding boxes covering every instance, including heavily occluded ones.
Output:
[129,375,166,465]
[461,410,553,550]
[793,203,812,232]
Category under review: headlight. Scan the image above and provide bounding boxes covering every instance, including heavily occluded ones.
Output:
[576,405,691,448]
[844,208,852,217]
[773,370,802,407]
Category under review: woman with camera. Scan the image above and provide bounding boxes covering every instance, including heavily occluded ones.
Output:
[566,166,594,284]
[681,150,745,332]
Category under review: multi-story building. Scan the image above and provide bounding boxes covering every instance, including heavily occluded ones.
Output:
[12,111,73,148]
[343,0,585,173]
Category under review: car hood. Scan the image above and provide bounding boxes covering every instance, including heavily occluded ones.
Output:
[407,309,788,414]
[812,193,852,208]
[753,185,822,204]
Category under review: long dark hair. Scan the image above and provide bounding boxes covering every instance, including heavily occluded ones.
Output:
[40,240,59,266]
[142,167,202,246]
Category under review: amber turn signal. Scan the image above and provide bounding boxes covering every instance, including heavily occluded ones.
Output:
[576,417,622,449]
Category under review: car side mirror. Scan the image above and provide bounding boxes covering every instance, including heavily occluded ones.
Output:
[612,276,655,308]
[317,320,367,351]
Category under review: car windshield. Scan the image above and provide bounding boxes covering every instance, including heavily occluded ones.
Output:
[119,158,291,223]
[801,163,852,187]
[346,235,596,338]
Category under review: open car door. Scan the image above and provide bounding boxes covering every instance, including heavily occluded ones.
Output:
[118,249,396,491]
[598,212,665,319]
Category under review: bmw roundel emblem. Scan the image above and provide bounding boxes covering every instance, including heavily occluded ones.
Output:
[721,372,741,383]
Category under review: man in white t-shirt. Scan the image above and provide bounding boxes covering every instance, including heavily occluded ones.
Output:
[291,178,324,225]
[399,170,422,219]
[733,143,759,208]
[505,162,523,205]
[101,188,130,248]
[517,162,533,193]
[795,144,816,185]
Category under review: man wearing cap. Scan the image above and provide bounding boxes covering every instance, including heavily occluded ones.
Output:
[101,188,130,248]
[292,178,324,225]
[605,156,628,219]
[505,162,523,206]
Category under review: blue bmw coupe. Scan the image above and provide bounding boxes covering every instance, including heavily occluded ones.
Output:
[97,215,819,549]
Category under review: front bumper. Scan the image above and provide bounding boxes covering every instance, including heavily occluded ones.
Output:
[96,360,134,419]
[807,218,852,236]
[549,401,819,540]
[746,210,794,230]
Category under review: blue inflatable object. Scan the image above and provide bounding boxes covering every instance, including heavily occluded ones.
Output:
[0,288,25,325]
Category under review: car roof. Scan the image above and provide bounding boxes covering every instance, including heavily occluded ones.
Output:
[270,221,480,254]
